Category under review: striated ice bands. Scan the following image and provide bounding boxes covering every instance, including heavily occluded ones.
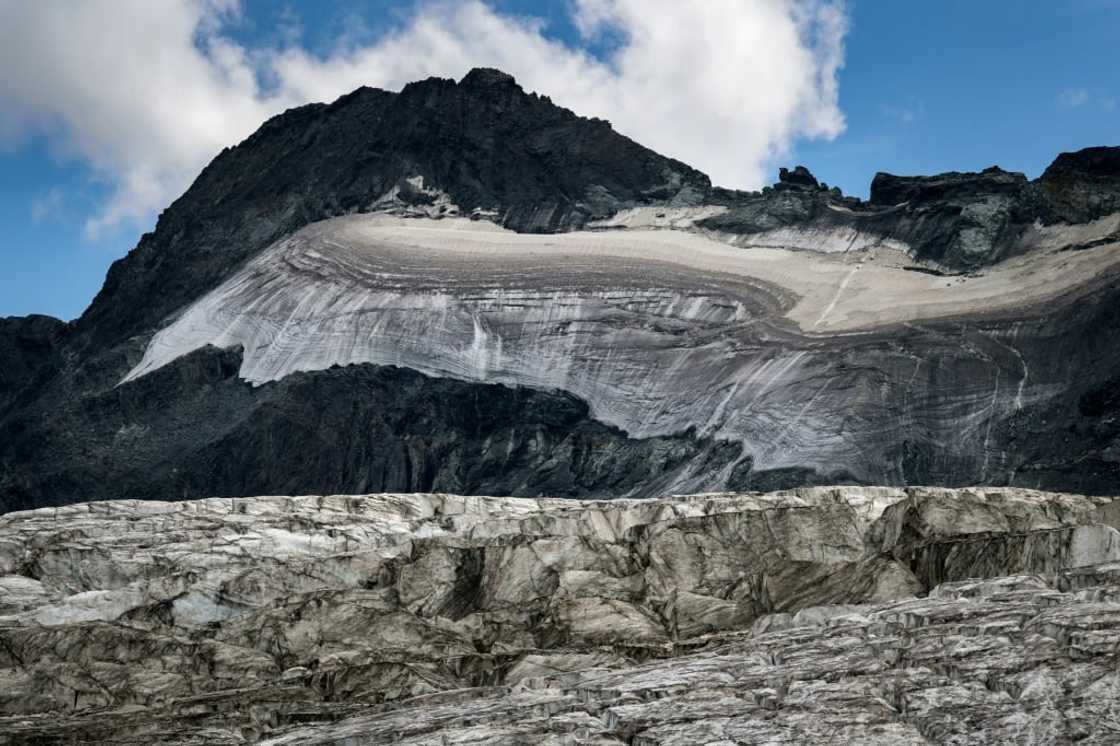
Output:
[121,213,1120,480]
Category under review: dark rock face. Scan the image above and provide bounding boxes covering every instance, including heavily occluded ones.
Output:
[704,164,1037,268]
[0,345,749,514]
[864,166,1030,267]
[704,152,1120,270]
[777,165,820,189]
[0,315,67,417]
[868,165,1028,206]
[1035,145,1120,224]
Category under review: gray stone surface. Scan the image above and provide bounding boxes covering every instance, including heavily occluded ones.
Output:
[3,487,1120,743]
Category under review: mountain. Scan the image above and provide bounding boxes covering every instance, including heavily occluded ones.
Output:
[79,67,711,351]
[3,68,1120,513]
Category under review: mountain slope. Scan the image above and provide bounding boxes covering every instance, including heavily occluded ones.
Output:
[77,68,710,350]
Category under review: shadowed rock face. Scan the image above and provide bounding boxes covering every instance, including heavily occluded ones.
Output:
[0,349,747,512]
[1036,145,1120,224]
[3,487,1120,743]
[2,68,1120,510]
[0,315,67,417]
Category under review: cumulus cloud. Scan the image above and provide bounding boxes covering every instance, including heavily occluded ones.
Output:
[30,187,64,224]
[0,0,848,239]
[880,99,925,125]
[0,0,277,238]
[1058,88,1091,109]
[1056,87,1119,113]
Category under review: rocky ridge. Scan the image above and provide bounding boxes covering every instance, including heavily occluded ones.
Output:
[4,487,1120,743]
[701,150,1120,269]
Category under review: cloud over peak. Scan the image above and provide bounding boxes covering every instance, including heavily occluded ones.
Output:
[0,0,848,238]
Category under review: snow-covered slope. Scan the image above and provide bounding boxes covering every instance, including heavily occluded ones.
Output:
[121,213,1120,484]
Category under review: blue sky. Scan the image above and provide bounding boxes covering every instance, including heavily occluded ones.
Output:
[798,1,1120,193]
[1,0,1117,321]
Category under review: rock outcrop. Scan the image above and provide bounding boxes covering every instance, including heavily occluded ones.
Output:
[3,487,1120,743]
[702,150,1120,271]
[1035,145,1120,225]
[0,315,67,417]
[865,166,1030,267]
[3,355,740,509]
[702,163,1070,269]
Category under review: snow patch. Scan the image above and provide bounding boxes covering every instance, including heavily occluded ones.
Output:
[588,205,728,230]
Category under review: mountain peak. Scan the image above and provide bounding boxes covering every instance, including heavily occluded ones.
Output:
[777,165,820,189]
[5,68,1120,524]
[1043,145,1120,179]
[459,67,519,89]
[73,68,710,349]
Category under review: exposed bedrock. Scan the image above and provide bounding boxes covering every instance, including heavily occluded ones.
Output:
[702,146,1120,271]
[0,348,751,514]
[0,315,68,418]
[3,487,1120,743]
[703,164,1035,269]
[1034,145,1120,225]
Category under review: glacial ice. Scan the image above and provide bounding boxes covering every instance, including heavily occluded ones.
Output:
[121,213,1120,481]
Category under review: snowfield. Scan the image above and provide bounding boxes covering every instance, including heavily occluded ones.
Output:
[121,212,1120,482]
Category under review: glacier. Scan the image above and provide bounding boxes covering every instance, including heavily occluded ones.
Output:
[120,212,1120,486]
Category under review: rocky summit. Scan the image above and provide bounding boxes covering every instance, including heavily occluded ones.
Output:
[3,487,1120,743]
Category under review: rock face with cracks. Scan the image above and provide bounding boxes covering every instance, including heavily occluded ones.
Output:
[4,487,1120,743]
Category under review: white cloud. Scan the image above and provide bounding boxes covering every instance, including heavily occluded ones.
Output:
[0,0,278,239]
[879,99,925,125]
[0,0,848,238]
[1056,87,1119,113]
[1058,87,1091,109]
[30,187,64,224]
